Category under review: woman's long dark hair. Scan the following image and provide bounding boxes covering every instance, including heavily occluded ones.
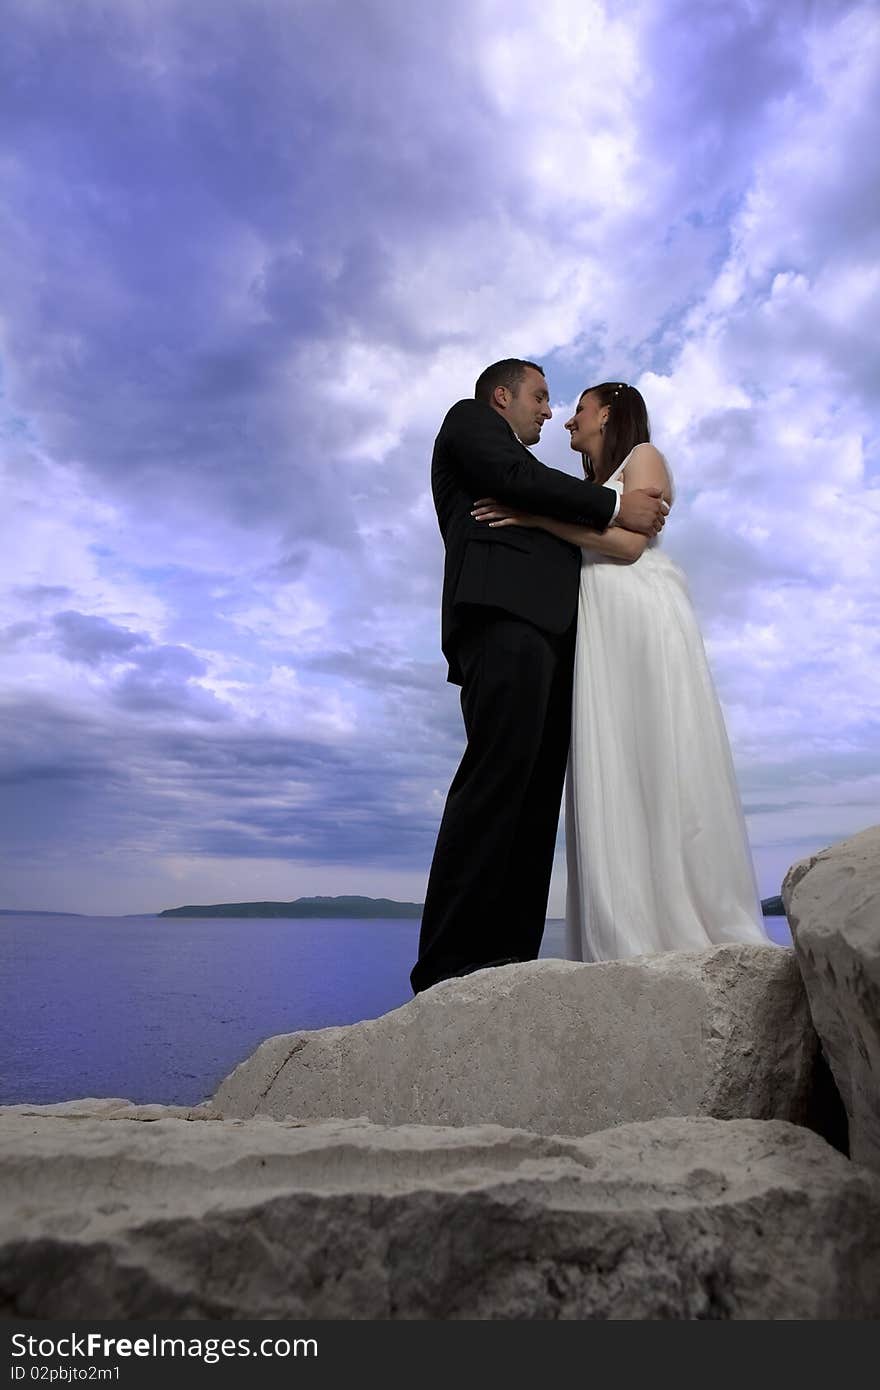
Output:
[581,382,650,483]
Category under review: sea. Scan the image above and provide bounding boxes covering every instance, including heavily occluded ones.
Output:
[0,913,791,1108]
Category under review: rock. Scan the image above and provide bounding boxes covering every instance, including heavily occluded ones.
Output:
[783,825,880,1173]
[0,1097,219,1122]
[213,945,828,1138]
[1,1110,877,1320]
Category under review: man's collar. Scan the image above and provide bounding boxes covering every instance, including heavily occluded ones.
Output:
[493,407,535,456]
[497,413,523,446]
[508,423,533,455]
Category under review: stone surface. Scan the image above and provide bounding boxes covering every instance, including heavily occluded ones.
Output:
[783,825,880,1173]
[212,945,825,1137]
[1,1110,877,1320]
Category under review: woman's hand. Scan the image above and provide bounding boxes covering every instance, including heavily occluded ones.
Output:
[471,497,538,529]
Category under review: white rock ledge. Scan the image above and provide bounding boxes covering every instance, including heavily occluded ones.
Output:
[2,1112,878,1319]
[212,946,825,1137]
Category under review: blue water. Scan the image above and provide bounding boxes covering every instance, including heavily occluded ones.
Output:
[0,913,791,1108]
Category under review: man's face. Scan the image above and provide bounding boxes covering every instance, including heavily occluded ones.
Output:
[498,367,552,446]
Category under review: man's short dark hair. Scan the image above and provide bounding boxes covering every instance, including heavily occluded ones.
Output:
[474,359,544,405]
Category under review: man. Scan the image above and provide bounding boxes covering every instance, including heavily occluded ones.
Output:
[410,359,665,994]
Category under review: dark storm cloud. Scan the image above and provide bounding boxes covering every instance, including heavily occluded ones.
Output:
[304,646,442,697]
[0,621,40,651]
[637,1,806,186]
[0,0,500,542]
[45,611,231,719]
[51,611,145,666]
[111,644,229,719]
[0,695,444,879]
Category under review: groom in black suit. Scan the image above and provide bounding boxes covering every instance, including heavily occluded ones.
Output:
[410,359,665,993]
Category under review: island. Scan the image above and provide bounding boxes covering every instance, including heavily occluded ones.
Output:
[159,895,424,919]
[4,894,789,922]
[0,908,84,917]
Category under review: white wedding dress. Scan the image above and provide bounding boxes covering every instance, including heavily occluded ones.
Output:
[564,447,769,961]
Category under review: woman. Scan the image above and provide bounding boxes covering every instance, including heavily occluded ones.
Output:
[472,381,768,961]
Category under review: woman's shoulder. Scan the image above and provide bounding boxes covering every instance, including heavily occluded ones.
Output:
[619,442,674,500]
[620,441,670,475]
[625,441,667,466]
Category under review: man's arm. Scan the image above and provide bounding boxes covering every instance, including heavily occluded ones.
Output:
[443,400,664,535]
[474,511,649,562]
[442,399,616,530]
[471,445,673,558]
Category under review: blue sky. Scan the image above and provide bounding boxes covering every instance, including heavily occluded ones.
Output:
[1,0,878,914]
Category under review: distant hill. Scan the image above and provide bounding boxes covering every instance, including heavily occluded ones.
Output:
[761,896,786,916]
[4,893,788,922]
[159,895,424,919]
[0,908,84,917]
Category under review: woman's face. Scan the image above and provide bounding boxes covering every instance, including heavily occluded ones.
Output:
[565,391,608,452]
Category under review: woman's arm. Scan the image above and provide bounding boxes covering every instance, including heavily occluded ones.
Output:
[472,444,673,564]
[469,505,647,561]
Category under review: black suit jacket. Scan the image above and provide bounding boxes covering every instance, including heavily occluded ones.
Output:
[432,399,618,683]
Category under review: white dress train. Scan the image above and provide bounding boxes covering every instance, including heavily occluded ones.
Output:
[564,449,769,961]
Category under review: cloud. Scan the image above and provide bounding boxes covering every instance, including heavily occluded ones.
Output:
[51,611,145,666]
[0,0,878,912]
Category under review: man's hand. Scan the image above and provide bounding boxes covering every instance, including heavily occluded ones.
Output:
[616,487,666,536]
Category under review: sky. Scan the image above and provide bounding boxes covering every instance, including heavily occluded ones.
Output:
[0,0,878,916]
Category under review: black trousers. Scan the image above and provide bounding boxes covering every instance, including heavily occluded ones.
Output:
[411,610,575,993]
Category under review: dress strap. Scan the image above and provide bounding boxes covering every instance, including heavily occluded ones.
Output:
[604,445,638,486]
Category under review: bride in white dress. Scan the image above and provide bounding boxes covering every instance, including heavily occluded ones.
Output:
[473,381,768,961]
